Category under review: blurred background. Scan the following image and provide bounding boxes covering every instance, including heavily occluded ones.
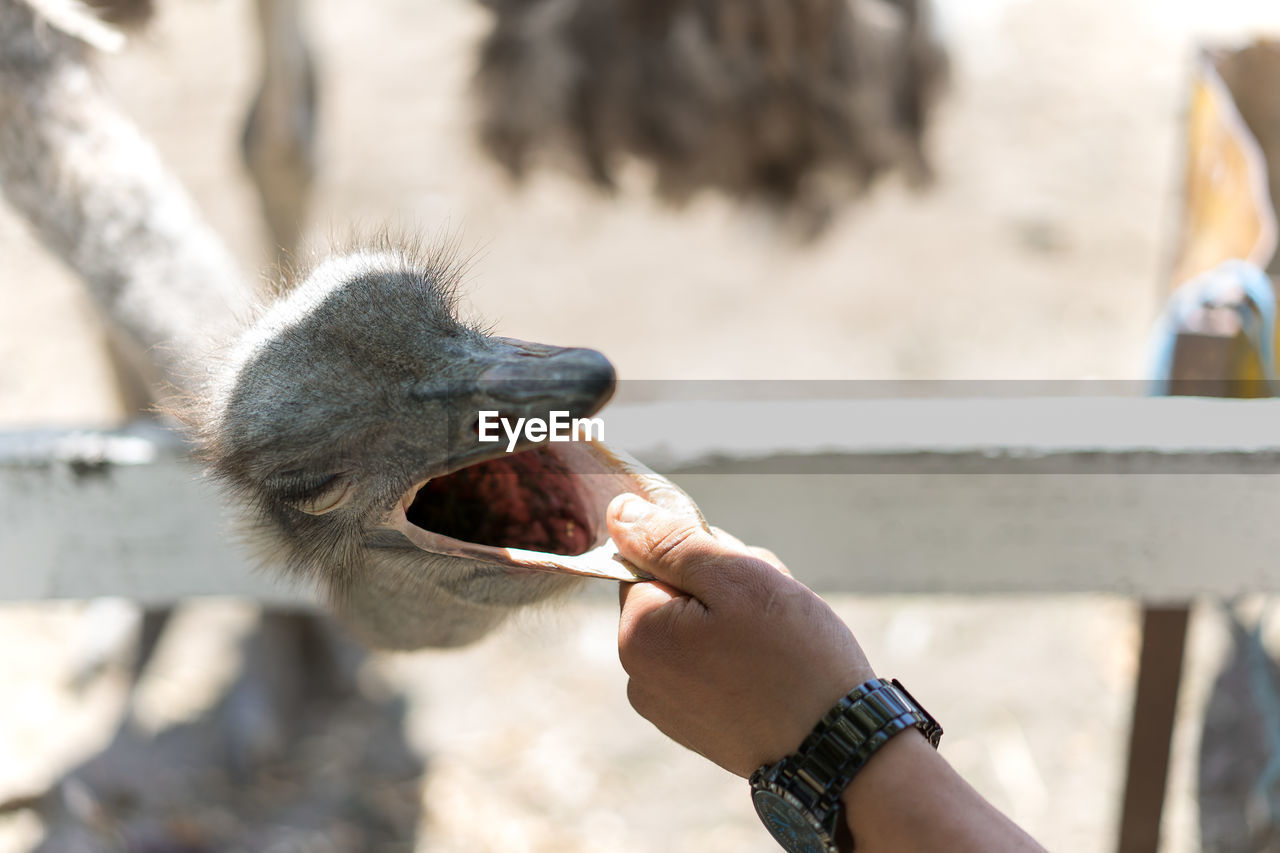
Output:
[5,0,1280,850]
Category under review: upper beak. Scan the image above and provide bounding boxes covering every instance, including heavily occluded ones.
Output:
[408,337,617,474]
[475,337,616,418]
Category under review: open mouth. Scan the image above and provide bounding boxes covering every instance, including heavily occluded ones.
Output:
[386,440,695,581]
[407,448,593,555]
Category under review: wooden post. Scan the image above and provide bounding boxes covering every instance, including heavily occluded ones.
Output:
[1116,315,1256,852]
[1117,606,1192,853]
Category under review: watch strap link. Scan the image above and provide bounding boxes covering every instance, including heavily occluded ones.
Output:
[755,678,943,841]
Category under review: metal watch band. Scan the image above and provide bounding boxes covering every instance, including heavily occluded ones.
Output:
[780,678,941,811]
[750,678,943,852]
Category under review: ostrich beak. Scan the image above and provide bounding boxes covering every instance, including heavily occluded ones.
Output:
[383,339,706,582]
[476,338,616,416]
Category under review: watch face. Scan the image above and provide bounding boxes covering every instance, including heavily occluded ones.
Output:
[751,789,835,853]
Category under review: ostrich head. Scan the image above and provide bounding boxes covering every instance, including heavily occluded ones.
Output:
[197,246,702,649]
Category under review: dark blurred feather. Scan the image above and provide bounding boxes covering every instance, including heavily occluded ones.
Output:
[474,0,947,236]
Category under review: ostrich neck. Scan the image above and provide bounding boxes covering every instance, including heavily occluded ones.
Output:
[0,0,252,391]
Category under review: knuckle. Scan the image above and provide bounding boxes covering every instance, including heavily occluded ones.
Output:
[616,630,643,674]
[626,679,652,717]
[616,618,642,668]
[617,612,668,673]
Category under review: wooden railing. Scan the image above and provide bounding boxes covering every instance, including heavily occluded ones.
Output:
[6,395,1280,602]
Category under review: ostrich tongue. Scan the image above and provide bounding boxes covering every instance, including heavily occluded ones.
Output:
[389,439,709,582]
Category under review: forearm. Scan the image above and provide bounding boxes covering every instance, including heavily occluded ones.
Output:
[607,496,1044,851]
[840,730,1046,853]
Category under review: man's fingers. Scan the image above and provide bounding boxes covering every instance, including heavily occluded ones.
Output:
[608,494,727,596]
[711,526,790,576]
[747,545,791,576]
[618,577,684,613]
[617,578,702,677]
[709,526,748,550]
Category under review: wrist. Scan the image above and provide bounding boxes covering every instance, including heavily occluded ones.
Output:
[749,678,942,853]
[839,728,943,839]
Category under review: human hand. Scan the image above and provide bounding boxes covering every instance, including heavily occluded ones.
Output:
[610,494,876,777]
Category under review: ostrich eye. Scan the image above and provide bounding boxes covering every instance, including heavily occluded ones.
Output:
[288,474,354,515]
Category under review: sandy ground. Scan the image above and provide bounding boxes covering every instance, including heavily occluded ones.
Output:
[5,0,1280,850]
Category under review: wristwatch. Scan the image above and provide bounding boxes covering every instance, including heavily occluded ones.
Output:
[748,678,942,853]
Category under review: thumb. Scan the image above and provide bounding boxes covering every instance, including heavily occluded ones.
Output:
[608,493,738,599]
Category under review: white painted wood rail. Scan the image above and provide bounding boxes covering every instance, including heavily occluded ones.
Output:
[5,397,1280,604]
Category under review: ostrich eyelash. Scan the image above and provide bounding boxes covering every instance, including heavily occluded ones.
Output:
[296,473,358,514]
[274,473,354,515]
[295,476,354,515]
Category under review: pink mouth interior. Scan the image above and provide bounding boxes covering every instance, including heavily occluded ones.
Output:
[404,448,594,556]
